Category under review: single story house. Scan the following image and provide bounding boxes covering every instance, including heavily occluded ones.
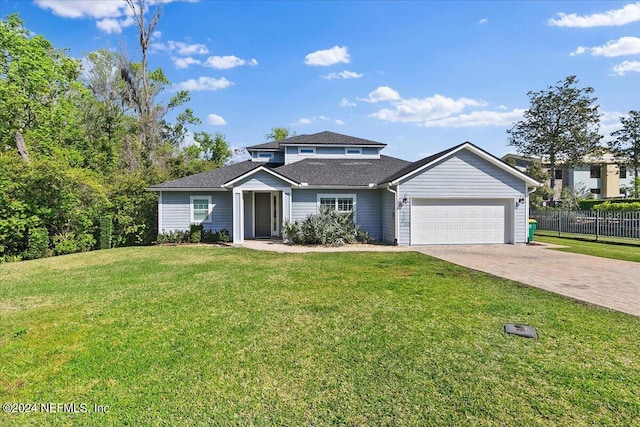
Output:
[148,131,539,245]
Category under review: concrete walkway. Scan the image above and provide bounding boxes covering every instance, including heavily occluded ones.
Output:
[242,240,640,317]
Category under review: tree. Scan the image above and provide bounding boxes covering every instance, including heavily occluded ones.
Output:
[195,132,232,164]
[609,110,640,197]
[524,162,553,209]
[266,127,292,141]
[0,14,88,162]
[508,76,602,197]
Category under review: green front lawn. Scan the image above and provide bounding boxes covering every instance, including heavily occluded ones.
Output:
[535,233,640,263]
[1,246,639,426]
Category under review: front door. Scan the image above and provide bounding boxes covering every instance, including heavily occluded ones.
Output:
[255,193,271,238]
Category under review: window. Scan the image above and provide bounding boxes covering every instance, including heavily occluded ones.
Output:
[554,169,563,180]
[298,147,316,155]
[317,194,356,219]
[345,148,362,155]
[258,153,273,159]
[590,188,601,195]
[190,196,212,223]
[590,165,601,178]
[620,166,627,179]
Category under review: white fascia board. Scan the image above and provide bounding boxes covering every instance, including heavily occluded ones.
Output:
[391,143,541,187]
[296,185,377,190]
[223,166,299,187]
[146,187,229,192]
[279,143,384,148]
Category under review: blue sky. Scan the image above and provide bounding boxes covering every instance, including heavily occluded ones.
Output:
[2,1,640,160]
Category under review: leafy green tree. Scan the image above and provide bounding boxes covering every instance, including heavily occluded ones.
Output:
[508,76,602,196]
[0,14,88,163]
[195,132,232,164]
[524,161,553,209]
[266,127,292,141]
[609,110,640,197]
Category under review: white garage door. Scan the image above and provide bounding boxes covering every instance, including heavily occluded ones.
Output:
[411,199,510,245]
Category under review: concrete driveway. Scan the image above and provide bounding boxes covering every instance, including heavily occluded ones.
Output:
[415,244,640,317]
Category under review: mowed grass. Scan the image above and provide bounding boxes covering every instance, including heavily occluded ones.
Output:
[1,246,639,426]
[535,232,640,263]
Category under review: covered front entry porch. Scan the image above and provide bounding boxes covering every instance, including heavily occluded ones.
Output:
[232,189,291,243]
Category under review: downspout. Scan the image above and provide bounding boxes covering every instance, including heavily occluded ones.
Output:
[386,184,398,245]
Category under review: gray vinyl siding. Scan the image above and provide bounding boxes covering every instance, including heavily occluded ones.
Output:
[160,191,233,235]
[251,151,284,163]
[291,189,382,239]
[285,146,381,164]
[234,170,289,190]
[243,192,254,238]
[396,149,528,245]
[381,189,396,244]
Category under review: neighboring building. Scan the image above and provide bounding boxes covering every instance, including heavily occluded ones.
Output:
[502,152,638,200]
[149,131,539,245]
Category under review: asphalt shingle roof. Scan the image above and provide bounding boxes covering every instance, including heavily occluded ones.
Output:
[274,155,410,186]
[246,131,386,150]
[148,161,268,189]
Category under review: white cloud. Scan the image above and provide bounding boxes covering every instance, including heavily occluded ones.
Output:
[173,77,234,91]
[370,94,486,122]
[600,111,625,139]
[335,119,345,125]
[174,57,201,69]
[611,60,640,76]
[368,94,513,127]
[340,98,357,107]
[34,0,128,19]
[417,109,525,128]
[304,46,350,66]
[204,55,258,70]
[207,113,227,125]
[360,86,401,103]
[292,117,314,126]
[322,70,363,80]
[479,18,488,24]
[153,41,209,55]
[35,0,198,34]
[96,16,135,34]
[571,37,640,57]
[548,3,640,27]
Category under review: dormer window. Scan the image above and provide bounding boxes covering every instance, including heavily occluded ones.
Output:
[345,148,362,155]
[258,153,273,159]
[298,147,316,155]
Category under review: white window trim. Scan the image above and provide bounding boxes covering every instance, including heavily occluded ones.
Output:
[316,193,357,222]
[298,146,316,155]
[345,147,362,155]
[190,195,213,223]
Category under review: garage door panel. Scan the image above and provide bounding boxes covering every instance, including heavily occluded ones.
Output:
[411,199,509,245]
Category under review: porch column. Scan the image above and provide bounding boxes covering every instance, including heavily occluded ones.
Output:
[282,190,291,222]
[232,189,244,244]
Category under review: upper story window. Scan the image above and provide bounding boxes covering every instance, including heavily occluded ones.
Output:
[554,169,563,180]
[345,148,362,155]
[298,147,316,155]
[590,165,601,179]
[258,153,273,159]
[620,166,627,179]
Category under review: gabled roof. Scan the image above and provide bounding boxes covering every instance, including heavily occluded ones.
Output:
[148,161,269,189]
[382,142,540,186]
[246,131,386,150]
[275,155,410,186]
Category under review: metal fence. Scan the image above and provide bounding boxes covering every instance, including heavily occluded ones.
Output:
[531,210,640,241]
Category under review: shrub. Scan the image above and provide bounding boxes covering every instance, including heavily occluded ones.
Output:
[99,215,113,250]
[282,208,361,246]
[22,227,50,260]
[202,229,230,243]
[156,231,189,244]
[593,201,640,212]
[53,232,79,255]
[190,224,203,243]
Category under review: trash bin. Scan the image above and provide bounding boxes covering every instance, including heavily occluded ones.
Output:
[528,219,537,242]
